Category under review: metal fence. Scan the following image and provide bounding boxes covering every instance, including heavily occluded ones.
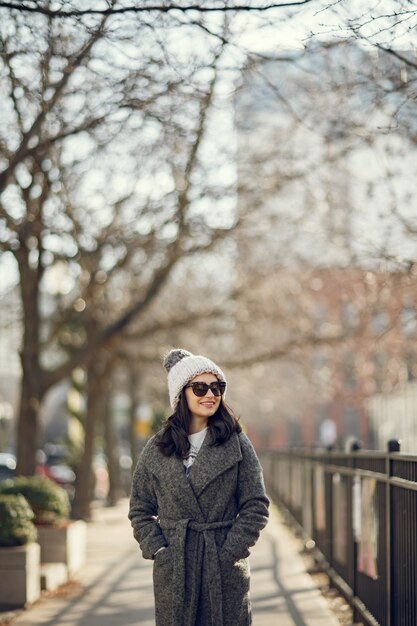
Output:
[260,441,417,626]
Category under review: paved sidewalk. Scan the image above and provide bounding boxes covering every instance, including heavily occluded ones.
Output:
[6,499,338,626]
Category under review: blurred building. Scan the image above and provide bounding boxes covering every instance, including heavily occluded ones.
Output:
[231,265,417,451]
[234,42,417,451]
[297,267,417,450]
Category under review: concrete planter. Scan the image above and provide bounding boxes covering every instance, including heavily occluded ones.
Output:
[37,520,87,575]
[0,542,41,608]
[40,562,68,591]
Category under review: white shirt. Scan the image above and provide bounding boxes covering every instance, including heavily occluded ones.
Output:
[183,427,208,475]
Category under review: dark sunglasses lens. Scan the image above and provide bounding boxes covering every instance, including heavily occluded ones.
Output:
[216,382,226,396]
[192,383,208,396]
[210,383,221,397]
[191,382,226,397]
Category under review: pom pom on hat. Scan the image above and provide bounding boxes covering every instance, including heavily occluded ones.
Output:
[163,348,227,411]
[163,348,192,373]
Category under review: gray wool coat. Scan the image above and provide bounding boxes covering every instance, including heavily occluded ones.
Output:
[128,430,269,626]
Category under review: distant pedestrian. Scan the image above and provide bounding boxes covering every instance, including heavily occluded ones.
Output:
[129,348,269,626]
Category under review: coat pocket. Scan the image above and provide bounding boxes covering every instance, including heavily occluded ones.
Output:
[154,546,172,565]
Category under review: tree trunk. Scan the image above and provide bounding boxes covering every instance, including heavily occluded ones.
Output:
[128,369,140,471]
[16,372,43,475]
[104,387,120,506]
[72,359,107,520]
[15,243,43,476]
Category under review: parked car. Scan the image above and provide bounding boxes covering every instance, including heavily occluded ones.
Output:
[0,452,16,482]
[36,444,76,499]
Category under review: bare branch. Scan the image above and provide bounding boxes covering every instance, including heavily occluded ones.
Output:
[0,1,315,18]
[123,306,226,341]
[2,39,25,135]
[223,331,350,369]
[0,11,110,191]
[349,26,417,71]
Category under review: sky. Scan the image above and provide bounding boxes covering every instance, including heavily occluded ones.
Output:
[1,0,416,297]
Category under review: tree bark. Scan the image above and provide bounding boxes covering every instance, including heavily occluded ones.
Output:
[104,387,120,506]
[15,239,43,475]
[72,358,107,520]
[128,368,140,472]
[16,372,43,475]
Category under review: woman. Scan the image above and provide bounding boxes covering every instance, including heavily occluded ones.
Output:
[128,348,269,626]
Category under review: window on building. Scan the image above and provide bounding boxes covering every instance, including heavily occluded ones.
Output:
[288,420,301,446]
[343,405,360,438]
[371,310,389,335]
[315,405,328,423]
[341,301,359,330]
[373,352,387,392]
[343,352,357,390]
[405,351,417,382]
[314,303,328,331]
[400,306,417,336]
[312,351,330,385]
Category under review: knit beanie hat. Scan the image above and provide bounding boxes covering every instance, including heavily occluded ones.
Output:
[163,348,227,411]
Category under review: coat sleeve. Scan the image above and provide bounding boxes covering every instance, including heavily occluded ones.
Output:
[128,443,167,560]
[221,432,269,563]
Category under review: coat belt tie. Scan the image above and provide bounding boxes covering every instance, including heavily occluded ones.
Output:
[158,518,234,626]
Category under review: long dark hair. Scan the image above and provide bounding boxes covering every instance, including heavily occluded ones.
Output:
[156,389,241,458]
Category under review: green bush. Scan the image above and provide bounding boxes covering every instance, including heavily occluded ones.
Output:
[0,476,70,525]
[0,494,37,546]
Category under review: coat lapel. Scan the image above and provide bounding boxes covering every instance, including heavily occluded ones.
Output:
[188,431,242,497]
[147,441,206,521]
[146,432,243,515]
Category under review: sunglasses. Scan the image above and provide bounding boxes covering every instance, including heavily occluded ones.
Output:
[186,381,226,397]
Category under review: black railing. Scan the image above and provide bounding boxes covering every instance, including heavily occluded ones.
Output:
[260,440,417,626]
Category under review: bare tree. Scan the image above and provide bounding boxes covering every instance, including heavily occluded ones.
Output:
[0,7,238,477]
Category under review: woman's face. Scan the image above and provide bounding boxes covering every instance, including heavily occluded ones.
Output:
[184,372,221,423]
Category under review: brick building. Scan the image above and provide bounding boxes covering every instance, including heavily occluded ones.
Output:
[303,269,417,448]
[269,266,417,450]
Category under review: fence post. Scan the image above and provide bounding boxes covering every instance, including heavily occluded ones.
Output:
[350,439,361,625]
[326,445,333,567]
[386,438,401,626]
